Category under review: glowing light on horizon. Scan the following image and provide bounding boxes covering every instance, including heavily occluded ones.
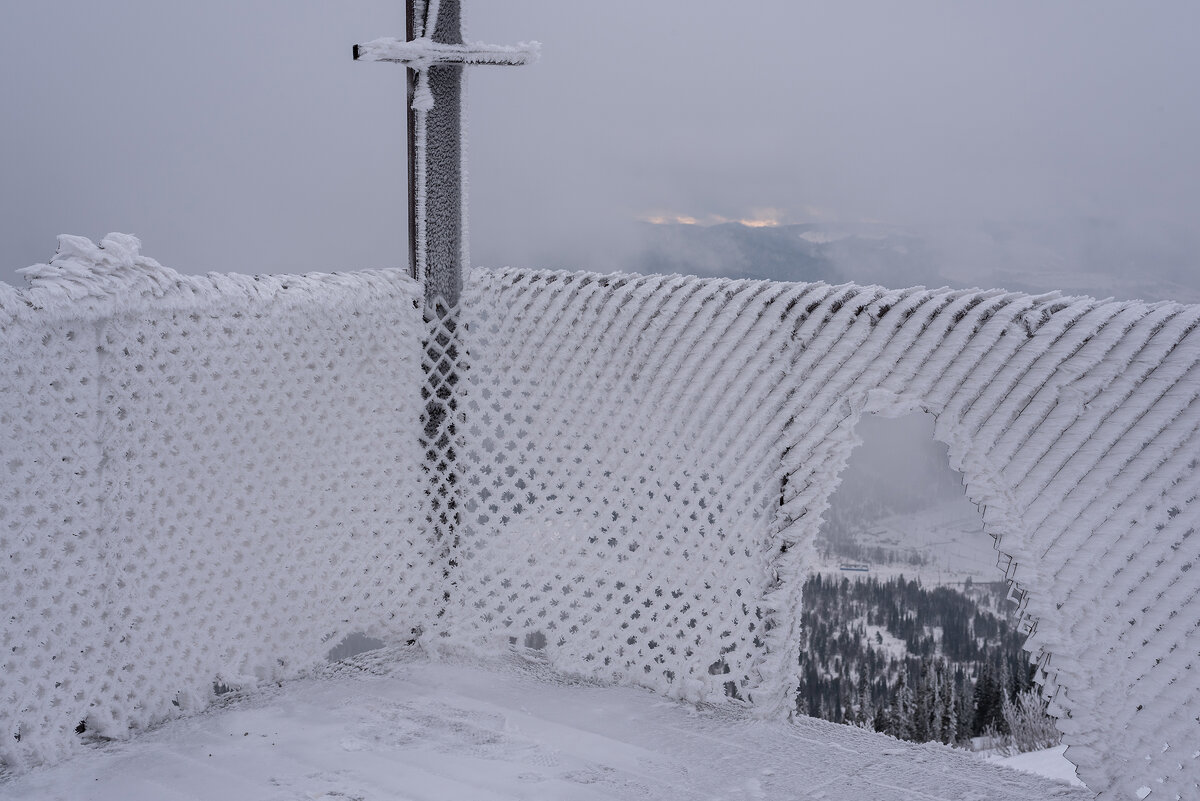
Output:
[639,208,787,228]
[642,214,701,225]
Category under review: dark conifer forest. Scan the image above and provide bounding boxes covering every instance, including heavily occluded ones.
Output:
[796,574,1050,748]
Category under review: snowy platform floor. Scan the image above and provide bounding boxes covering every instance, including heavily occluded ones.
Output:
[1,647,1090,801]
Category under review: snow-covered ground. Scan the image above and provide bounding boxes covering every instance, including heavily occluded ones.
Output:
[990,746,1087,789]
[0,647,1089,801]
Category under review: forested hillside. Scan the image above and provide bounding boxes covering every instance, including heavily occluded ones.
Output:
[797,575,1056,751]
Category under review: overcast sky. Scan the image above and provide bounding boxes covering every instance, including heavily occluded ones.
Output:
[3,1,1198,294]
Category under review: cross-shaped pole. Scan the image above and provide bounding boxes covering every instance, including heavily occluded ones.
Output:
[354,0,538,308]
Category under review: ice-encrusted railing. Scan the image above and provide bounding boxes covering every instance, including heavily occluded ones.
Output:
[3,238,1198,799]
[450,269,1200,801]
[0,235,441,768]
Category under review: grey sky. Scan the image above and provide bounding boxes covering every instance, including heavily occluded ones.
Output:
[3,1,1199,295]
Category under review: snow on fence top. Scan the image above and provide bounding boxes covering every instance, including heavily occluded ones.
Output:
[2,237,1198,800]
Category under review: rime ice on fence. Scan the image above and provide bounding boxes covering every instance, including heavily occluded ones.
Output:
[352,0,537,602]
[3,243,1199,800]
[451,269,1200,800]
[0,235,438,769]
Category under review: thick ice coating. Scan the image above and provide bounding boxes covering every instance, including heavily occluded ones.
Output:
[2,240,1197,799]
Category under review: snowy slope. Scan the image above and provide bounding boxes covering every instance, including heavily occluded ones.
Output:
[813,498,999,585]
[0,648,1089,801]
[992,746,1087,789]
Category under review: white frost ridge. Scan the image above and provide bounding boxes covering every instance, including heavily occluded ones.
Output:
[2,237,1198,801]
[354,37,540,69]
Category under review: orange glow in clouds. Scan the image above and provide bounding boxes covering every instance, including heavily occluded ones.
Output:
[640,209,786,228]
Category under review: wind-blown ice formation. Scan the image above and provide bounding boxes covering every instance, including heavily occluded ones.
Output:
[2,240,1197,799]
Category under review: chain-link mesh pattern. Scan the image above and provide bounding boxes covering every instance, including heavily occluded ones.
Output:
[448,273,797,702]
[420,297,466,613]
[451,268,1200,799]
[1,236,437,769]
[0,301,109,769]
[4,239,1200,798]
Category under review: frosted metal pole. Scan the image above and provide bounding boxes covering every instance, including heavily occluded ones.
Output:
[415,0,462,306]
[354,1,538,308]
[406,2,418,286]
[353,3,539,553]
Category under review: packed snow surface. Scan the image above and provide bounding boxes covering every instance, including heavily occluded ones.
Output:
[0,647,1089,801]
[991,746,1087,788]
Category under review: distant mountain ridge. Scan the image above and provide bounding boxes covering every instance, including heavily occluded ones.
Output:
[634,221,932,288]
[632,219,1200,304]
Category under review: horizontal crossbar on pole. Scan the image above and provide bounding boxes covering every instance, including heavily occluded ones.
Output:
[353,37,540,69]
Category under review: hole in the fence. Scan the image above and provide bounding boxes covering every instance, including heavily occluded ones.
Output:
[523,630,547,651]
[795,411,1057,755]
[817,412,995,581]
[326,632,386,663]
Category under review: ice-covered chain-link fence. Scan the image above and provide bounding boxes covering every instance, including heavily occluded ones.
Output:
[451,268,1199,800]
[2,240,1198,798]
[0,235,441,769]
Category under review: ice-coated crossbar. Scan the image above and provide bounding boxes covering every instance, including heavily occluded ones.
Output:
[353,37,540,68]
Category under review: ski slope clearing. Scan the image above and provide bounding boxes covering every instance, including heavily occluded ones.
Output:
[814,498,1000,586]
[1,648,1089,801]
